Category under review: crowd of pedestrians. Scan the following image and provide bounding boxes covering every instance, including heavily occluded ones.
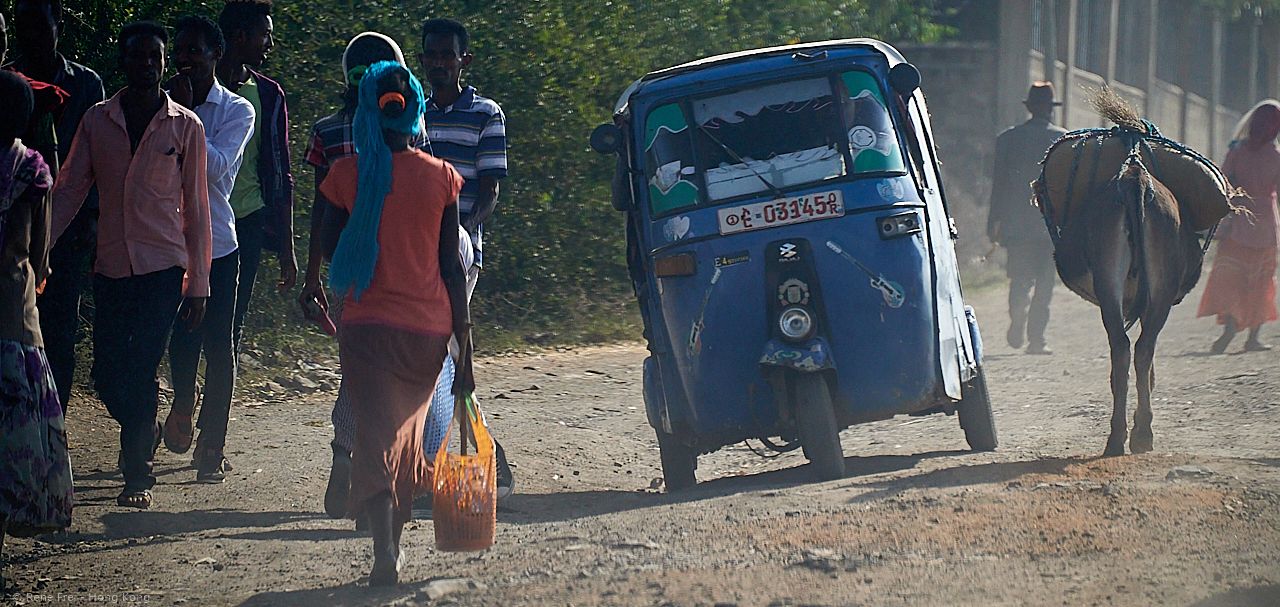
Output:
[0,2,508,584]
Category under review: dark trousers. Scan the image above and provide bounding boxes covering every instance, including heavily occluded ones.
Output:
[1006,242,1057,346]
[169,251,239,453]
[92,267,185,491]
[37,206,97,410]
[232,208,267,355]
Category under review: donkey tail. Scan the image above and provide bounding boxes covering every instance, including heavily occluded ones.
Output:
[1093,86,1145,132]
[1121,162,1152,329]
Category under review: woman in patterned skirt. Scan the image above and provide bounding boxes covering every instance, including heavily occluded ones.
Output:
[0,70,74,586]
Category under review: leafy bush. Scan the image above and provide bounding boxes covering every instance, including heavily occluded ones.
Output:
[46,0,949,352]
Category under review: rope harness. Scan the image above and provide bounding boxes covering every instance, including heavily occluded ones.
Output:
[1036,122,1225,256]
[1036,122,1226,330]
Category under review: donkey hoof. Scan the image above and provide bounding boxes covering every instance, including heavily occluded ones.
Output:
[1103,437,1127,457]
[1130,436,1153,454]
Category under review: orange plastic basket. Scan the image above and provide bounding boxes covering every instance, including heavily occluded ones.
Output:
[432,393,496,552]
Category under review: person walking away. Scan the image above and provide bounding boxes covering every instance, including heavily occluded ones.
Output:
[418,17,512,498]
[50,22,211,509]
[318,61,471,586]
[162,15,256,483]
[1199,100,1280,353]
[0,69,74,584]
[299,31,417,519]
[9,0,105,411]
[216,0,297,368]
[988,82,1065,355]
[301,33,472,522]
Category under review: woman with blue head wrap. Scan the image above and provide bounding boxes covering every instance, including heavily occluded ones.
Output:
[317,60,472,587]
[328,60,426,298]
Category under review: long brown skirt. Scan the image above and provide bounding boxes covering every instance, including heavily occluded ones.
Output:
[339,323,450,524]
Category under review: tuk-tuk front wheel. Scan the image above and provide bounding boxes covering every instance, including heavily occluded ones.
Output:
[958,364,998,451]
[656,431,697,491]
[795,374,846,481]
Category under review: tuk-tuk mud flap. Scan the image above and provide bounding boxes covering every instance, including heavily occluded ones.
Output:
[759,337,835,372]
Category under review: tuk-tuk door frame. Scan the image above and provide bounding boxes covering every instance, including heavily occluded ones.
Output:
[620,116,686,435]
[901,89,978,395]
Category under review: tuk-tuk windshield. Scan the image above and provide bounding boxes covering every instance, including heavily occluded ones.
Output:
[693,78,844,201]
[644,70,906,216]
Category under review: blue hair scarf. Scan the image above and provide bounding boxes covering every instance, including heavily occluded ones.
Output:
[328,61,427,301]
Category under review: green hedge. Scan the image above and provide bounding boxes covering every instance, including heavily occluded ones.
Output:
[42,0,949,348]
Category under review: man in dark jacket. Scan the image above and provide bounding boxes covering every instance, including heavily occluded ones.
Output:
[196,0,294,475]
[8,0,105,409]
[216,0,297,332]
[988,82,1065,355]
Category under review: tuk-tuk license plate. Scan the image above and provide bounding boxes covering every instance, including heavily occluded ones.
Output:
[717,190,844,235]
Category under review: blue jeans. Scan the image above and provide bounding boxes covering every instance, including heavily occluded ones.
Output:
[169,250,240,453]
[232,208,267,355]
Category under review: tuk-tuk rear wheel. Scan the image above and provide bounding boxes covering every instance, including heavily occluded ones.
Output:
[656,430,697,492]
[958,365,998,451]
[795,374,846,481]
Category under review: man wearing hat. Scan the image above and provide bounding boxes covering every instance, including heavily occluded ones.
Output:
[987,82,1066,355]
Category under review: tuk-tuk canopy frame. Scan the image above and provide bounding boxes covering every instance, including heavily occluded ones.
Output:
[613,38,912,119]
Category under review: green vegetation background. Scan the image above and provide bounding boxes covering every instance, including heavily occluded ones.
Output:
[45,0,950,352]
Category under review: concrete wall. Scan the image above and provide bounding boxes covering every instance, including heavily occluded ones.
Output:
[896,0,1252,278]
[1149,79,1185,141]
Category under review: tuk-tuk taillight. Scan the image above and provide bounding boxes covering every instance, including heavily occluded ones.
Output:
[878,210,922,239]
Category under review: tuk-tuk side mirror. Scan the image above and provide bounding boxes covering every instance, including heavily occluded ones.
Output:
[591,123,624,154]
[889,63,921,97]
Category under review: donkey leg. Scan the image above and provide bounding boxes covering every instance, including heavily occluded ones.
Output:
[1099,299,1131,457]
[1130,304,1170,454]
[1093,224,1132,457]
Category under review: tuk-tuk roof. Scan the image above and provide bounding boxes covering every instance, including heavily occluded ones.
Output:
[613,38,909,116]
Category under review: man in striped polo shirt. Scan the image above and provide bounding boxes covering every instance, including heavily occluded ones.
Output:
[419,18,505,292]
[418,17,514,499]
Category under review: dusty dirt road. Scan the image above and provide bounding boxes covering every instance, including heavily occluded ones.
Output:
[5,278,1280,607]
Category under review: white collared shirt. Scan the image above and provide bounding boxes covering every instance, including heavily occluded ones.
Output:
[192,79,256,258]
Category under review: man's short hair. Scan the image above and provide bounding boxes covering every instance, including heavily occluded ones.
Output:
[118,21,168,57]
[0,70,34,143]
[174,14,225,51]
[13,0,61,20]
[421,18,468,55]
[218,0,272,38]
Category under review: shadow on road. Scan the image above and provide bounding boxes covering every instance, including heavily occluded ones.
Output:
[236,581,411,607]
[216,527,366,542]
[1186,584,1280,607]
[843,456,1076,503]
[499,450,976,525]
[96,509,325,540]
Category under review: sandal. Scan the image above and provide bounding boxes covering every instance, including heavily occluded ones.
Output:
[163,412,194,454]
[1211,333,1234,354]
[116,489,152,509]
[1244,340,1273,352]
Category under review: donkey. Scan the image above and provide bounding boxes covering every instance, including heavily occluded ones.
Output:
[1051,152,1205,456]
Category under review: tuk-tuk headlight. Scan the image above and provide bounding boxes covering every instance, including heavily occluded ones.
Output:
[778,306,814,341]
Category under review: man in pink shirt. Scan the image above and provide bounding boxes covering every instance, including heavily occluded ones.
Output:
[50,21,211,509]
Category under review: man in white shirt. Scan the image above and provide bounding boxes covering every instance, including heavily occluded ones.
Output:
[163,14,255,483]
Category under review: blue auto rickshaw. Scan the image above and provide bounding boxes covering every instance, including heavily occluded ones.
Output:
[590,39,996,490]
